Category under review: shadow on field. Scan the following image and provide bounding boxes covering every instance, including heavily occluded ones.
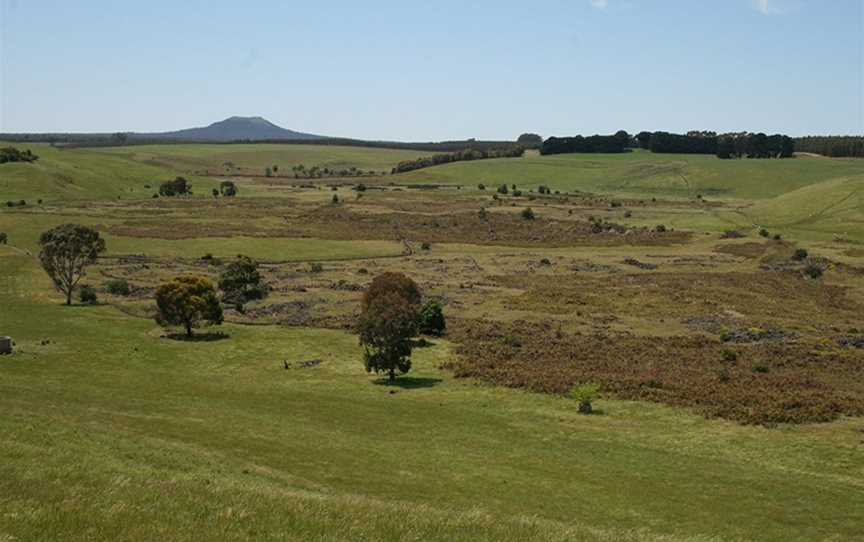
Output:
[163,332,230,342]
[373,376,442,389]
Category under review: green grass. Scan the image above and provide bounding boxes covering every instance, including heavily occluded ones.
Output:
[90,143,431,177]
[398,150,864,199]
[0,142,430,203]
[1,250,863,541]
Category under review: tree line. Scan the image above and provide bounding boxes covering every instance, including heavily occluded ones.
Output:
[391,146,525,174]
[793,136,864,158]
[539,133,629,155]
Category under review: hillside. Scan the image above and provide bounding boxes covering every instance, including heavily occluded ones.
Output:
[137,116,325,142]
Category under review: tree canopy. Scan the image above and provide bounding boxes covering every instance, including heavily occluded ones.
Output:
[158,177,192,197]
[155,276,223,337]
[38,224,105,305]
[357,272,422,381]
[218,255,267,307]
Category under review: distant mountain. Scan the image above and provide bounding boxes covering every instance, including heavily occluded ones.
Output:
[136,116,325,141]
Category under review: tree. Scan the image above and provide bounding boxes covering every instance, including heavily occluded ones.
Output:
[155,276,223,337]
[38,224,106,305]
[159,177,191,197]
[418,300,446,336]
[357,273,422,381]
[517,133,543,144]
[521,207,536,220]
[218,255,267,307]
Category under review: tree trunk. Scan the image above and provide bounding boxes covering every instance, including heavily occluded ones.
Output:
[389,367,395,382]
[65,289,72,306]
[185,322,193,337]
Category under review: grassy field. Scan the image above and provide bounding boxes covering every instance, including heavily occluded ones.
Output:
[1,143,863,540]
[2,252,863,541]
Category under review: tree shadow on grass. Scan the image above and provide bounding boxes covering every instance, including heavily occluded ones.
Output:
[163,332,230,342]
[372,376,443,389]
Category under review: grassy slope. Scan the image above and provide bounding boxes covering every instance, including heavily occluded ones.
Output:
[0,143,429,202]
[396,151,864,240]
[90,143,430,176]
[1,251,863,541]
[397,151,864,200]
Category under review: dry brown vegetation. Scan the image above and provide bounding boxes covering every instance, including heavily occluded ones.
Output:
[75,180,864,426]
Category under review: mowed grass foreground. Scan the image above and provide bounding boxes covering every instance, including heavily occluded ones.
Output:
[1,252,863,541]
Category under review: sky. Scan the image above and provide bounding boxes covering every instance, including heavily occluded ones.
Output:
[0,0,861,140]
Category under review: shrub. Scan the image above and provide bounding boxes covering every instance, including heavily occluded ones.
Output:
[512,190,523,197]
[420,242,431,251]
[758,228,770,238]
[159,177,191,197]
[478,183,486,190]
[521,207,535,220]
[497,184,509,195]
[309,262,324,273]
[478,207,488,221]
[803,260,824,279]
[220,180,237,197]
[105,278,131,296]
[793,248,808,261]
[418,300,446,336]
[265,167,273,177]
[752,364,770,374]
[354,183,367,192]
[624,210,632,218]
[539,258,551,266]
[570,383,600,414]
[0,232,7,244]
[212,188,219,197]
[332,194,339,204]
[721,349,738,362]
[655,224,667,233]
[78,284,98,305]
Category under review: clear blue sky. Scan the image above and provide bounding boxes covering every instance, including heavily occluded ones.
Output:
[0,0,861,140]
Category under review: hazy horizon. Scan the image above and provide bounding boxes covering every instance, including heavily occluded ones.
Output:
[1,0,862,140]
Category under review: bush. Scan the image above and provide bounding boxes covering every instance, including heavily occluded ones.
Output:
[655,224,667,233]
[220,180,237,197]
[521,207,535,220]
[418,300,446,336]
[803,260,824,279]
[478,183,486,190]
[721,349,738,362]
[478,207,488,221]
[512,190,523,197]
[159,177,191,197]
[570,383,600,414]
[0,232,7,244]
[793,248,808,261]
[497,184,509,195]
[332,194,339,204]
[354,183,367,192]
[105,278,131,296]
[78,284,98,305]
[309,262,324,273]
[759,228,770,238]
[212,188,219,197]
[420,242,431,251]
